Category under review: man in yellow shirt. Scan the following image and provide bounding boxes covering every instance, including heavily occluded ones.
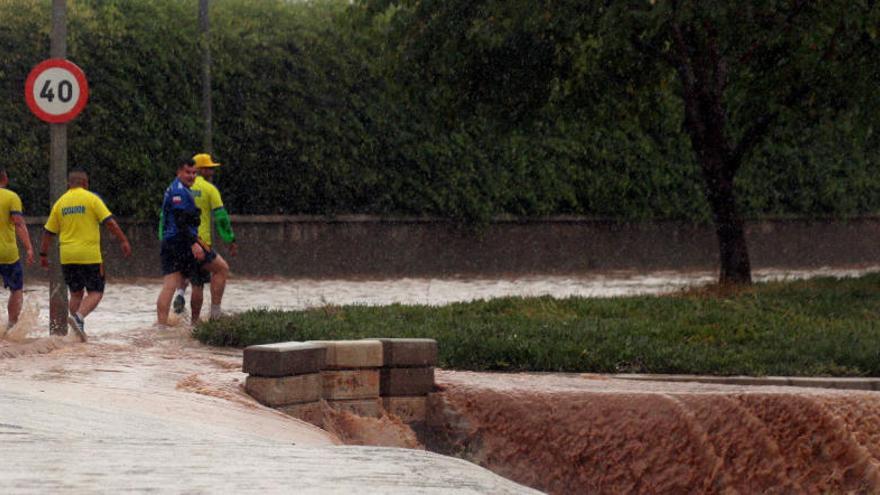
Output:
[168,153,235,322]
[0,169,34,335]
[40,170,132,342]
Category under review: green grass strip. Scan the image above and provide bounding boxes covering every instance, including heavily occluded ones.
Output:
[194,273,880,376]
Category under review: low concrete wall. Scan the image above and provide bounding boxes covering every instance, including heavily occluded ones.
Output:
[20,215,880,279]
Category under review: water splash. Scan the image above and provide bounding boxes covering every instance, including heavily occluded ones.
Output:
[3,296,42,342]
[322,401,423,449]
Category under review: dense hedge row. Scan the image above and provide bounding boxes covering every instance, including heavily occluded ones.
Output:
[0,0,877,221]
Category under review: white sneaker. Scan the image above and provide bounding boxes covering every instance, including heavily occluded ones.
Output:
[68,314,87,343]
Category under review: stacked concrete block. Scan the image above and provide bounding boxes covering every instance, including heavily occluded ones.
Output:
[378,338,437,424]
[308,340,384,418]
[243,342,326,426]
[243,338,440,427]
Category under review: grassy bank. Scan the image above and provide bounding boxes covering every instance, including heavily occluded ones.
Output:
[194,274,880,376]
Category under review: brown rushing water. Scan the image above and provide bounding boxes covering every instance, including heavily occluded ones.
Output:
[2,267,879,493]
[430,371,880,494]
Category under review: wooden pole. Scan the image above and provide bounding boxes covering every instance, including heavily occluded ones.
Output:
[49,0,68,335]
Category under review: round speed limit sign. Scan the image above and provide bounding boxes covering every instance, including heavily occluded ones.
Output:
[25,58,89,124]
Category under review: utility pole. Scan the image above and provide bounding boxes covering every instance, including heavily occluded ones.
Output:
[49,0,68,335]
[199,0,212,154]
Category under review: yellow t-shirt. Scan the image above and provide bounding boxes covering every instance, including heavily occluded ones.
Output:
[44,187,113,264]
[191,175,223,247]
[0,188,23,264]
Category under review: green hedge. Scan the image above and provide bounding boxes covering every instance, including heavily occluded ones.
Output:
[0,0,878,222]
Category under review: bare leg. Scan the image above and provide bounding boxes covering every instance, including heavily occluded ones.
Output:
[69,289,84,316]
[190,284,205,323]
[157,273,184,325]
[76,291,104,319]
[203,254,229,307]
[7,289,22,327]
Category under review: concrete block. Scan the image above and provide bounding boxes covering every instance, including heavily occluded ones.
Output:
[383,396,427,423]
[307,340,383,369]
[380,367,435,396]
[378,338,438,367]
[279,401,324,428]
[321,369,380,400]
[245,373,322,407]
[243,342,326,377]
[326,398,383,418]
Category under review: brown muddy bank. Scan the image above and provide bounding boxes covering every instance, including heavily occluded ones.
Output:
[421,371,880,494]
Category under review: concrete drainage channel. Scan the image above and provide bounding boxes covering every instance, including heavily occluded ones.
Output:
[242,340,880,494]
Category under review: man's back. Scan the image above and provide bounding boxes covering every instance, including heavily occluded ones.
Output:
[45,188,112,264]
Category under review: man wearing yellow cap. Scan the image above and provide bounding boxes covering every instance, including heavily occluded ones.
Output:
[173,153,236,322]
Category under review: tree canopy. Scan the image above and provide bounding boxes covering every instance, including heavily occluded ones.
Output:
[358,0,880,282]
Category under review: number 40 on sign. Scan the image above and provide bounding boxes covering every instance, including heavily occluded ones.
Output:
[25,58,89,124]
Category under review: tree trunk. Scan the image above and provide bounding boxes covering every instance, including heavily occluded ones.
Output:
[701,158,752,285]
[670,19,753,285]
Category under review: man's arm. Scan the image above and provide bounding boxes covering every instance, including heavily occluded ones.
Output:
[158,209,165,240]
[104,218,132,257]
[12,215,33,265]
[213,207,237,256]
[39,231,54,269]
[170,200,204,261]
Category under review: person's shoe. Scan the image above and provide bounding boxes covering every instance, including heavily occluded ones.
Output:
[68,314,87,343]
[172,294,186,314]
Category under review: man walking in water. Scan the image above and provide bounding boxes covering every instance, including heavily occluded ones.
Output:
[40,170,132,342]
[168,152,236,322]
[0,169,34,334]
[156,156,229,326]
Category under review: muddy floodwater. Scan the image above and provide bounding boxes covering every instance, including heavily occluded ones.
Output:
[10,265,880,335]
[2,266,880,493]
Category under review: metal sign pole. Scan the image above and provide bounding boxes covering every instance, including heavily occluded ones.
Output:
[49,0,68,335]
[199,0,212,154]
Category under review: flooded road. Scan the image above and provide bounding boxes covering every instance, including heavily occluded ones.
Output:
[11,264,880,336]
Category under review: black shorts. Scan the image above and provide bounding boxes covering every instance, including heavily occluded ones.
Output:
[62,264,105,293]
[190,266,211,286]
[160,239,217,279]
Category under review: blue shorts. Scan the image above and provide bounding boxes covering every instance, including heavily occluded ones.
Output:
[0,261,23,291]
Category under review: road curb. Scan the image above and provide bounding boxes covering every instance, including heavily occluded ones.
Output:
[615,374,880,391]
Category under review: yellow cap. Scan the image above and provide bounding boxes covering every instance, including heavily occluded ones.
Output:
[193,153,221,168]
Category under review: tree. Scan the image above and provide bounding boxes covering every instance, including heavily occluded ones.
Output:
[359,0,880,284]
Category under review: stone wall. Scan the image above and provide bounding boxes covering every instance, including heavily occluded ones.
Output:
[21,215,880,279]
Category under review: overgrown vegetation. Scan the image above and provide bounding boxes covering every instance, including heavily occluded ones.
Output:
[0,0,878,224]
[194,274,880,377]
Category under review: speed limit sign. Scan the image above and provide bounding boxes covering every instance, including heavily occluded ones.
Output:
[25,58,89,124]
